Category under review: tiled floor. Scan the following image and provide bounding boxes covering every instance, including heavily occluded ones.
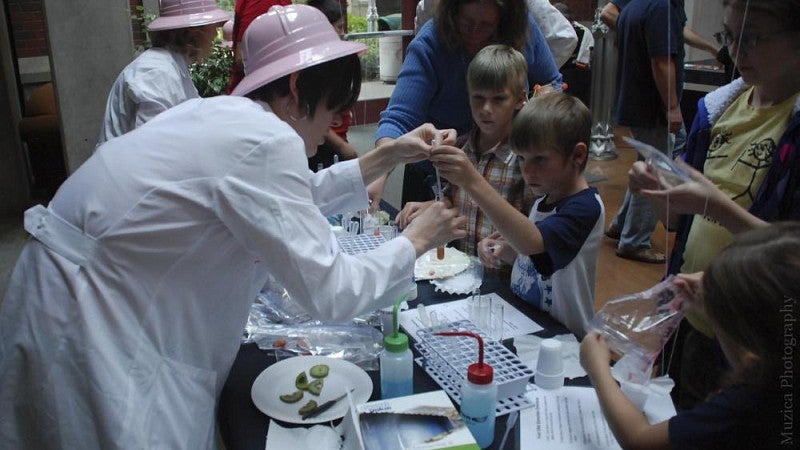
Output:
[0,126,672,310]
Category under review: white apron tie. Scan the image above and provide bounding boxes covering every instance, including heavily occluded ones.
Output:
[24,204,98,267]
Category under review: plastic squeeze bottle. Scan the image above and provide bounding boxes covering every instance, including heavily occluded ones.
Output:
[436,331,497,448]
[380,297,413,398]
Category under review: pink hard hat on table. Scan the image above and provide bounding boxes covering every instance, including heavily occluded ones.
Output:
[231,4,367,97]
[148,0,231,31]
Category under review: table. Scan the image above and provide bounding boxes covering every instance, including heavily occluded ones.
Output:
[217,273,590,449]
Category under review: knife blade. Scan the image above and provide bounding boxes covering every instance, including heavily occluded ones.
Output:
[301,388,354,420]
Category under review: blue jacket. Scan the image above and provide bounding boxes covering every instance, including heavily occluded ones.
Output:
[377,18,561,140]
[668,78,800,274]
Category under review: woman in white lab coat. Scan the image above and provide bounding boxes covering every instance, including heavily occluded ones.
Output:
[0,5,465,449]
[96,0,230,145]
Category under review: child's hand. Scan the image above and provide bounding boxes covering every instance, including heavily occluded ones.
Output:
[430,146,481,187]
[580,331,613,378]
[477,234,513,268]
[396,201,433,229]
[673,272,704,310]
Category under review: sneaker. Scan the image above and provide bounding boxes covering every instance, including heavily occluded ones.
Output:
[604,225,621,240]
[616,247,666,264]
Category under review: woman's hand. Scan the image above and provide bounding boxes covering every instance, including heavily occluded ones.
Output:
[430,145,481,188]
[638,160,724,216]
[628,161,661,194]
[396,201,433,229]
[580,331,613,379]
[402,201,467,256]
[393,124,457,164]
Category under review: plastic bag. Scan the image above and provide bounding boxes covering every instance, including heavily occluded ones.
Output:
[242,279,384,370]
[587,275,690,382]
[244,323,384,371]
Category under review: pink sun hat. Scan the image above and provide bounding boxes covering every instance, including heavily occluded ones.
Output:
[148,0,231,32]
[231,4,367,97]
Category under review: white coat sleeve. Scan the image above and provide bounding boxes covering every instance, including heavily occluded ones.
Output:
[527,0,578,68]
[308,160,370,216]
[126,67,193,129]
[213,135,416,322]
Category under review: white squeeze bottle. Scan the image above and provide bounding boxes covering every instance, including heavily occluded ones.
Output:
[436,331,496,448]
[380,296,413,398]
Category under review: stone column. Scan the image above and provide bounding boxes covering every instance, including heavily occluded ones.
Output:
[42,0,135,172]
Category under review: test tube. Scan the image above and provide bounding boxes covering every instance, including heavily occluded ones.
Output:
[489,300,504,341]
[432,134,446,260]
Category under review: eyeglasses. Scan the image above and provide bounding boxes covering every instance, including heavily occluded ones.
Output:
[713,29,791,50]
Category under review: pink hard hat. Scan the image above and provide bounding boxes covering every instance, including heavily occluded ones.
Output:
[231,4,367,97]
[221,19,234,47]
[148,0,231,31]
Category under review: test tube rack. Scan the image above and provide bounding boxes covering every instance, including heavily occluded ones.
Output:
[337,233,387,255]
[415,320,535,416]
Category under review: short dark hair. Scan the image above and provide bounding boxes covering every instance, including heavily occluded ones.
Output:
[306,0,344,24]
[703,222,800,388]
[245,53,361,117]
[511,92,592,170]
[434,0,530,51]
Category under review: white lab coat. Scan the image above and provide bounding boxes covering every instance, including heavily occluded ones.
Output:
[414,0,578,68]
[97,47,199,146]
[0,96,416,449]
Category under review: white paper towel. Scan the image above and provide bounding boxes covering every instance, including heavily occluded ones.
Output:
[265,420,342,450]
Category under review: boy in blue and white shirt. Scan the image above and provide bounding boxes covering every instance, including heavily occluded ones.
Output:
[432,92,603,337]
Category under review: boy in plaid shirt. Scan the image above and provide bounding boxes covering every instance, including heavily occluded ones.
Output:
[396,45,534,255]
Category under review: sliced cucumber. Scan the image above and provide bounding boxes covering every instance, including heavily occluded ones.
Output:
[295,371,309,390]
[298,400,318,415]
[309,364,329,378]
[278,390,304,403]
[307,379,324,396]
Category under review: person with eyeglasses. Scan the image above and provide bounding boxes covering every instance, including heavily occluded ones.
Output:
[369,0,562,209]
[628,0,800,411]
[414,0,578,69]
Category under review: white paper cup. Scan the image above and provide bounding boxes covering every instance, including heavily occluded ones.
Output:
[535,339,565,389]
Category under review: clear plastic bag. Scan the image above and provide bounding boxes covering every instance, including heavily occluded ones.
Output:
[244,323,384,371]
[587,275,690,382]
[242,279,384,370]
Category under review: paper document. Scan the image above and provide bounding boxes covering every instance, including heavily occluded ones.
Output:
[521,385,622,449]
[399,293,544,341]
[520,385,677,449]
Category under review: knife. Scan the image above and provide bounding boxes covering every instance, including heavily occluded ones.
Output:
[301,388,354,420]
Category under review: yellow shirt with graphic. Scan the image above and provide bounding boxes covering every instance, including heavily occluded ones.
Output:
[682,87,796,336]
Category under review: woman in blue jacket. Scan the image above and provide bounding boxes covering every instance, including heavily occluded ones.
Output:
[370,0,562,206]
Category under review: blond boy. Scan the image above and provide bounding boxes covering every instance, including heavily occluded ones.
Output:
[397,45,534,255]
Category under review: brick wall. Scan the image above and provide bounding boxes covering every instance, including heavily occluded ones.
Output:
[7,0,47,58]
[6,0,145,59]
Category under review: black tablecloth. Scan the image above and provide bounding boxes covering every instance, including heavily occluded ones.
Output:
[217,273,589,450]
